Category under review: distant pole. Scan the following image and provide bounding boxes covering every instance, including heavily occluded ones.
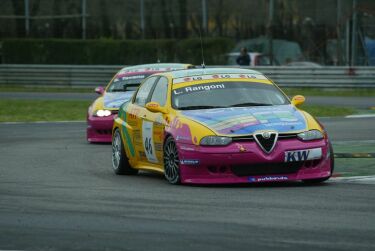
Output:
[202,0,207,33]
[24,0,30,36]
[82,0,87,39]
[140,0,145,39]
[351,0,357,66]
[336,0,342,65]
[268,0,274,65]
[346,19,350,66]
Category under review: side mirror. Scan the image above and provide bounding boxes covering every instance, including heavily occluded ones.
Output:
[291,95,305,106]
[145,102,167,114]
[95,86,104,95]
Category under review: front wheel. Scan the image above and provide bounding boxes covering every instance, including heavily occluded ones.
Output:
[163,137,181,184]
[112,129,138,175]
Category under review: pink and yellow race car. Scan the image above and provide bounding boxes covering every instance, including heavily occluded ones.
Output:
[111,68,334,185]
[87,63,192,143]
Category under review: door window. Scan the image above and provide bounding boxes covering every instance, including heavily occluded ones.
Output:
[150,77,168,106]
[134,77,158,107]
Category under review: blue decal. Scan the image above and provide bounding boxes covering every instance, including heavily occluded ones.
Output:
[182,105,307,135]
[248,176,288,182]
[248,177,257,183]
[104,92,135,109]
[180,159,200,165]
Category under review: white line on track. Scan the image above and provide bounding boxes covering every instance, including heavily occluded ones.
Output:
[330,175,375,184]
[345,114,375,118]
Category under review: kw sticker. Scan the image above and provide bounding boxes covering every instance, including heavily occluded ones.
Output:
[285,148,322,162]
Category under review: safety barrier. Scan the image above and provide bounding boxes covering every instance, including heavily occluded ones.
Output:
[0,64,374,88]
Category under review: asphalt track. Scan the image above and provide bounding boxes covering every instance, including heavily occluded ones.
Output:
[1,92,375,108]
[0,118,375,251]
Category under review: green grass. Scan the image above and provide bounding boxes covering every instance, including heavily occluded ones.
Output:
[0,84,93,93]
[333,141,375,177]
[335,158,375,177]
[0,99,91,122]
[282,87,375,97]
[0,99,356,122]
[299,105,356,117]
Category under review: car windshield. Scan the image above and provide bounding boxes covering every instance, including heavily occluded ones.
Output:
[107,75,150,92]
[172,81,289,110]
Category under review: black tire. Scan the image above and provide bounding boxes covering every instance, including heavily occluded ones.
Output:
[303,143,334,184]
[112,129,138,175]
[163,137,181,184]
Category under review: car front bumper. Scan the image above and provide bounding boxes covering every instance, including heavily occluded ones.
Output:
[177,138,332,184]
[87,114,116,143]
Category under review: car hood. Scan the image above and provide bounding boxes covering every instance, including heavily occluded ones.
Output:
[103,92,135,109]
[180,105,308,136]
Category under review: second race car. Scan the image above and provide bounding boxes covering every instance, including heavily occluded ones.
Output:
[87,63,192,142]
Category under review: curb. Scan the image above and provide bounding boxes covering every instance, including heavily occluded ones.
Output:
[330,175,375,184]
[334,153,375,158]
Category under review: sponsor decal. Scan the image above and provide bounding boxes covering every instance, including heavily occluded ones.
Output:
[129,107,141,119]
[248,176,289,182]
[120,67,181,74]
[173,83,225,95]
[114,75,145,82]
[180,146,195,151]
[180,159,200,165]
[173,74,268,84]
[285,148,322,162]
[121,75,145,80]
[239,74,259,79]
[147,103,159,108]
[176,135,191,141]
[235,143,247,152]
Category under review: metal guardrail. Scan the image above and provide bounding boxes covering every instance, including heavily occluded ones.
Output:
[0,64,122,87]
[0,64,375,88]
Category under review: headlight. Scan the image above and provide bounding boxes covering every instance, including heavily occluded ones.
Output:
[200,136,232,146]
[94,109,112,117]
[297,130,324,141]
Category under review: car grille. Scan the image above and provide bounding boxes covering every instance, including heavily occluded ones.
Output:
[231,162,303,176]
[96,129,112,135]
[230,159,322,176]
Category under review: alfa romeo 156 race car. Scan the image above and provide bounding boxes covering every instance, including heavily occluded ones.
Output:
[87,63,192,142]
[111,68,334,185]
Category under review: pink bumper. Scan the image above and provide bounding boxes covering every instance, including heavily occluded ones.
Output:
[177,138,332,184]
[86,114,116,143]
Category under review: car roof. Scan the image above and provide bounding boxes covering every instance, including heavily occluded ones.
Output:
[162,67,265,79]
[119,63,191,73]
